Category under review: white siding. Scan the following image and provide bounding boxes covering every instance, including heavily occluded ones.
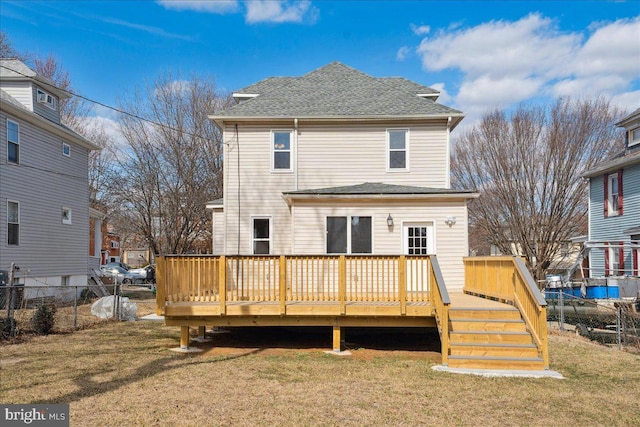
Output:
[1,81,33,111]
[222,120,453,256]
[212,209,225,255]
[291,200,469,290]
[32,84,61,124]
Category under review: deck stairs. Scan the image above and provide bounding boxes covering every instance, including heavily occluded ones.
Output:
[88,269,111,297]
[445,293,546,370]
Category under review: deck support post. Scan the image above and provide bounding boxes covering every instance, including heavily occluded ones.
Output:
[198,326,206,338]
[180,326,190,349]
[332,326,341,352]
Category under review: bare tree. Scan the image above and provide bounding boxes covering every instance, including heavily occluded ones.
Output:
[115,71,229,255]
[452,98,625,281]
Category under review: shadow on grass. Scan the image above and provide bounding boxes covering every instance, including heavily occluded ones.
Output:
[33,347,264,405]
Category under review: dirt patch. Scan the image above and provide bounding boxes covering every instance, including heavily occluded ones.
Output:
[190,326,442,362]
[0,357,25,367]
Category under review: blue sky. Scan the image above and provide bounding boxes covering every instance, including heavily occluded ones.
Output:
[1,0,639,135]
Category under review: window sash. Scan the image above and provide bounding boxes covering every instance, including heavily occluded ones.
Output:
[388,129,407,170]
[7,201,19,245]
[252,218,270,254]
[7,120,19,164]
[326,216,372,254]
[272,131,292,171]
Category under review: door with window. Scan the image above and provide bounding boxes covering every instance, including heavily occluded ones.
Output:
[403,222,434,293]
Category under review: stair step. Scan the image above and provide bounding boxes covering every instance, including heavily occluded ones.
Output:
[448,355,545,370]
[450,331,534,344]
[449,308,521,320]
[450,342,539,358]
[449,319,528,332]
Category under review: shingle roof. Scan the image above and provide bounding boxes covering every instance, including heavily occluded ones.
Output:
[582,148,640,178]
[214,62,462,121]
[283,182,477,196]
[615,107,640,127]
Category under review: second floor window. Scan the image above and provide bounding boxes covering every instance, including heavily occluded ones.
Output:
[605,170,623,217]
[272,131,292,171]
[388,129,408,170]
[629,127,640,147]
[7,119,19,164]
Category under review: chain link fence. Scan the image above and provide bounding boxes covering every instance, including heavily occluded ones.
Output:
[546,289,640,351]
[1,284,157,340]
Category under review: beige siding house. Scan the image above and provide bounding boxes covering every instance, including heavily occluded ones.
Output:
[209,62,477,290]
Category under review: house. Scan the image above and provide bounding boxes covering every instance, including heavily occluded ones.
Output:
[158,63,550,371]
[208,62,476,291]
[0,59,100,297]
[583,107,640,281]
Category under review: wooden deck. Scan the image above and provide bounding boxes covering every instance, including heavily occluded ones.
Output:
[156,255,549,370]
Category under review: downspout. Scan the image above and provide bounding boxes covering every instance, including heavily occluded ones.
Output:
[446,116,452,189]
[292,118,299,253]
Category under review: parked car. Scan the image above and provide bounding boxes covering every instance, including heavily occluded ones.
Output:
[100,265,144,284]
[102,261,131,271]
[128,265,156,284]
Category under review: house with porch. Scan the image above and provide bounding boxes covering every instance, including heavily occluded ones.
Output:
[0,59,100,299]
[582,108,640,295]
[158,63,549,370]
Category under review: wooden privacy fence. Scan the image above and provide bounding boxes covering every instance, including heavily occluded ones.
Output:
[463,256,549,367]
[156,255,436,307]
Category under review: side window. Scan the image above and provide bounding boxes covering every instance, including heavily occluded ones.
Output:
[63,142,71,157]
[7,201,19,245]
[252,218,270,254]
[387,129,408,171]
[7,120,19,164]
[62,207,72,225]
[272,131,292,171]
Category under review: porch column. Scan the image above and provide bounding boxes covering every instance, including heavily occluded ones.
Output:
[332,326,341,352]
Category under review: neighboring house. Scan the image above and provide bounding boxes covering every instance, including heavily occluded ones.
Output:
[0,59,100,295]
[209,62,477,290]
[583,107,640,278]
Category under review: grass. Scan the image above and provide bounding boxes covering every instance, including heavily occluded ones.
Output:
[1,321,639,426]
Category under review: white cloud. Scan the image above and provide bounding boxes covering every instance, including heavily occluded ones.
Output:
[413,13,640,124]
[410,23,430,35]
[156,0,239,14]
[396,46,410,61]
[156,0,318,24]
[429,82,451,105]
[245,0,318,24]
[611,90,640,112]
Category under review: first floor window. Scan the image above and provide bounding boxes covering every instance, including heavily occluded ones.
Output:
[7,201,19,245]
[326,216,372,254]
[7,120,19,164]
[272,131,292,171]
[253,218,270,254]
[62,207,72,225]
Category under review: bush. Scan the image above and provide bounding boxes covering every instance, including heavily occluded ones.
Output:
[31,303,56,335]
[1,317,16,339]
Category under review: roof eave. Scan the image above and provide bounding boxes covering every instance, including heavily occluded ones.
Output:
[282,191,479,206]
[1,98,101,151]
[582,154,640,178]
[209,113,464,125]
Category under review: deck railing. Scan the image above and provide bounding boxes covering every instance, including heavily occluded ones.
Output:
[429,257,450,365]
[463,256,549,367]
[156,255,435,313]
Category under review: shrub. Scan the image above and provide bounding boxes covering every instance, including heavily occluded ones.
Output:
[31,303,56,335]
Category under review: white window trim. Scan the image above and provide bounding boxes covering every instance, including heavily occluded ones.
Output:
[325,215,374,254]
[7,119,19,164]
[62,207,72,225]
[630,127,640,147]
[252,216,272,255]
[386,128,410,172]
[607,174,620,217]
[270,130,294,173]
[7,200,20,246]
[62,142,71,157]
[36,88,57,110]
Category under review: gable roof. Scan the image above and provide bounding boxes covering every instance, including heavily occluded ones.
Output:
[582,149,640,178]
[211,62,463,128]
[0,59,69,99]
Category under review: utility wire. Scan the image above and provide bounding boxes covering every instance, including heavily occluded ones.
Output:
[0,63,221,143]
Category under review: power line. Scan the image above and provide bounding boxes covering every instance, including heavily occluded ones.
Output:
[0,63,222,143]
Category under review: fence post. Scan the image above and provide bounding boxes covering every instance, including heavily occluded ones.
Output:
[74,286,78,329]
[559,286,565,331]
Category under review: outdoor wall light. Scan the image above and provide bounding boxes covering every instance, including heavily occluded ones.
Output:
[387,214,394,227]
[445,216,457,227]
